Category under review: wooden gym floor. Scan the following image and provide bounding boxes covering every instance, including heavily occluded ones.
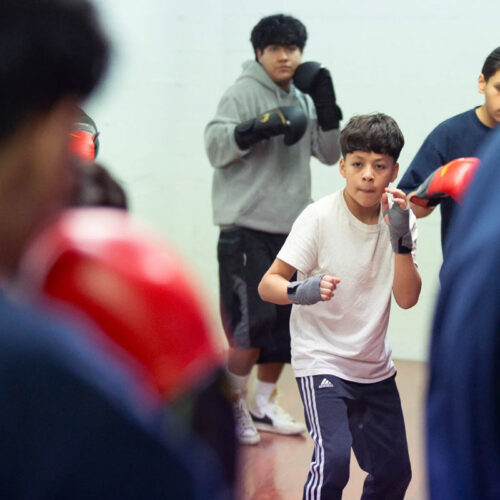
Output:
[236,359,428,500]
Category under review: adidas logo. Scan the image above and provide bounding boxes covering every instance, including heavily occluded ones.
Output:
[318,378,333,389]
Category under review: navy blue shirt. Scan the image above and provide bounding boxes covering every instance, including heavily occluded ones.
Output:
[427,127,500,500]
[398,108,492,251]
[0,295,228,499]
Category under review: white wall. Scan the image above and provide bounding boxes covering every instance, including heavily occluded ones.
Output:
[88,0,500,361]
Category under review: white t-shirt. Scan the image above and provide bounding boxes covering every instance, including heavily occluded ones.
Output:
[277,190,418,383]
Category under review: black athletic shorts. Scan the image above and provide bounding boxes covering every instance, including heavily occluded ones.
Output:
[217,227,292,364]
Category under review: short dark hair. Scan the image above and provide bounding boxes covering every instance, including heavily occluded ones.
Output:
[250,14,307,58]
[69,161,129,210]
[481,46,500,81]
[340,113,405,162]
[0,0,109,143]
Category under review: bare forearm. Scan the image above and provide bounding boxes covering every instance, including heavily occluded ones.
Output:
[393,254,421,309]
[258,273,291,305]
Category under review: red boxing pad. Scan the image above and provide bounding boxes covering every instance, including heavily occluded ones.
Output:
[410,157,480,208]
[18,208,223,401]
[69,130,96,162]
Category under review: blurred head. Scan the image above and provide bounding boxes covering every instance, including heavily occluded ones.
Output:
[69,161,129,210]
[478,47,500,127]
[339,114,403,212]
[0,0,109,276]
[251,14,306,89]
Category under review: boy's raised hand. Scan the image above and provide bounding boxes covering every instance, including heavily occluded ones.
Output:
[382,187,412,254]
[287,274,340,305]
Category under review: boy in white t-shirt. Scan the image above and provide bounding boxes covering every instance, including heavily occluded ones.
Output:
[258,113,421,500]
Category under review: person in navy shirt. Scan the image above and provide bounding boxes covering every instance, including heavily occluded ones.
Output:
[398,46,500,252]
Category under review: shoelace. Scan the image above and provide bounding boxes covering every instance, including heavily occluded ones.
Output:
[234,401,256,431]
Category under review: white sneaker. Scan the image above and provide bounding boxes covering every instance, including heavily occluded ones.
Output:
[250,394,306,435]
[233,398,260,445]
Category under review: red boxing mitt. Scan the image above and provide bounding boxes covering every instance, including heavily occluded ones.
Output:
[410,157,480,208]
[18,208,223,402]
[69,129,96,162]
[69,110,99,162]
[69,130,96,162]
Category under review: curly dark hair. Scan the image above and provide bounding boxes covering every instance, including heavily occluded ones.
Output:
[340,114,405,162]
[482,46,500,81]
[250,14,307,58]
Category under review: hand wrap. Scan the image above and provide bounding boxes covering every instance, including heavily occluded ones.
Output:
[385,204,412,254]
[287,274,325,305]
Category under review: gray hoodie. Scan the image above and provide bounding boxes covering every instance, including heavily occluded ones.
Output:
[205,60,341,234]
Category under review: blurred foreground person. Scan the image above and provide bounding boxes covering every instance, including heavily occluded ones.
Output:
[17,208,237,492]
[427,127,500,500]
[0,0,228,498]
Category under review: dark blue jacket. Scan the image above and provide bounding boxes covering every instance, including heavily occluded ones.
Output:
[0,294,227,499]
[427,126,500,500]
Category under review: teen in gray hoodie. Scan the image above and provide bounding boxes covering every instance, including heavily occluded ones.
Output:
[204,13,341,445]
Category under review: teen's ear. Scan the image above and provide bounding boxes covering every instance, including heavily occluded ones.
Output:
[478,74,486,94]
[339,158,346,179]
[390,163,399,183]
[256,48,263,62]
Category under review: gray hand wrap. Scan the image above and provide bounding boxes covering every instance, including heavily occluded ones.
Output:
[287,274,325,305]
[385,204,412,254]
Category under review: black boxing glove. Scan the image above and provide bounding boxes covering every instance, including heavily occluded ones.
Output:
[234,106,307,149]
[293,62,342,131]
